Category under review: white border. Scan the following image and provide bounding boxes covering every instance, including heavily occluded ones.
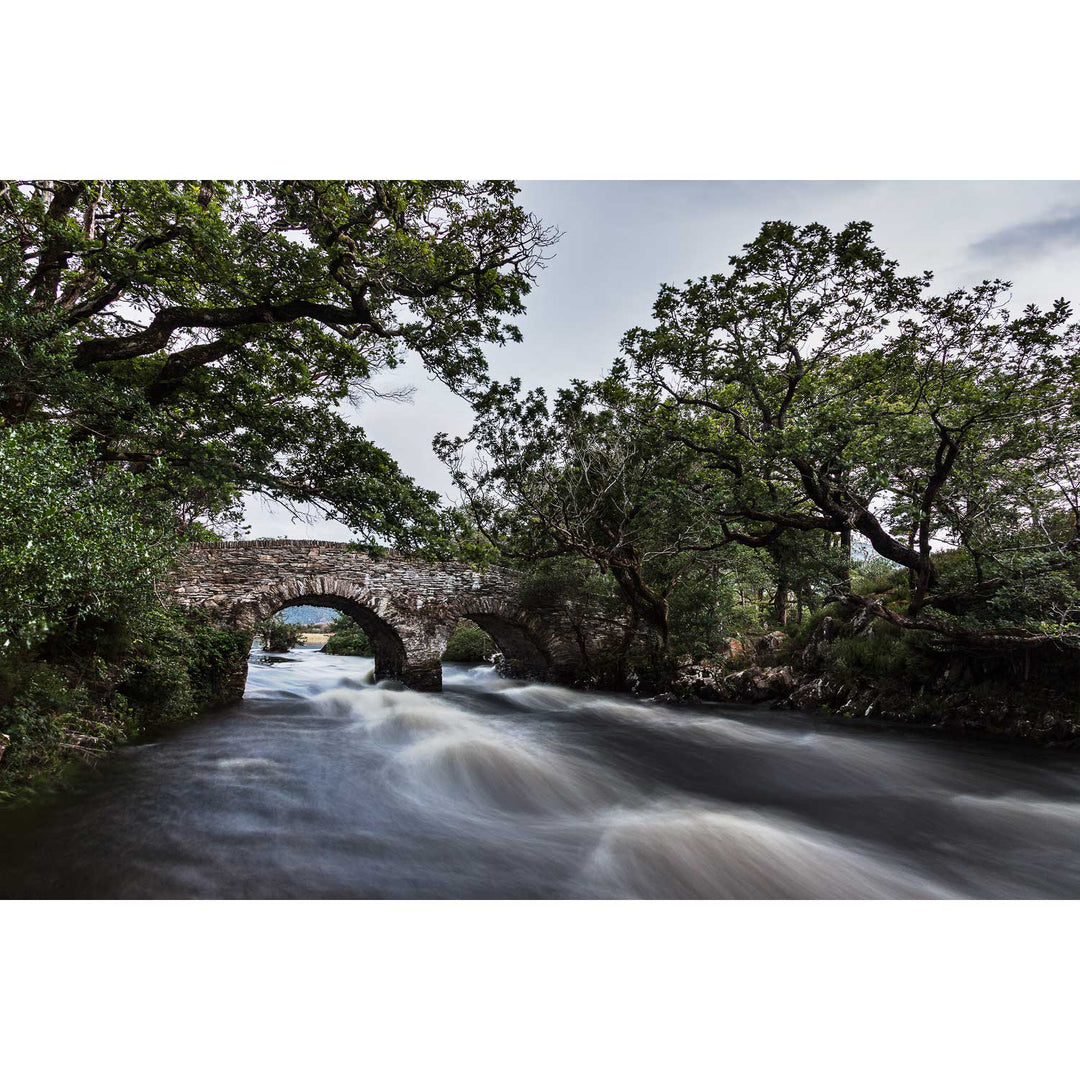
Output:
[4,2,1079,1075]
[5,0,1079,178]
[4,900,1078,1078]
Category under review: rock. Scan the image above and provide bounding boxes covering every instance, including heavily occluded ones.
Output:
[756,630,787,657]
[716,638,748,663]
[671,659,729,701]
[784,676,841,710]
[646,691,681,705]
[727,664,796,702]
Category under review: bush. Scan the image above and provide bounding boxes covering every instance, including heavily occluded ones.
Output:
[514,558,620,613]
[322,615,374,656]
[121,610,248,724]
[255,615,304,653]
[668,571,763,659]
[821,626,936,684]
[851,556,908,597]
[0,422,177,657]
[0,606,248,802]
[442,619,496,663]
[785,603,843,648]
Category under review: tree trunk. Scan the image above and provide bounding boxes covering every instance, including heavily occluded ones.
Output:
[610,562,669,645]
[839,526,852,586]
[773,572,789,626]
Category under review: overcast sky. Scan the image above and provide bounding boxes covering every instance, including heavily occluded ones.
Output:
[243,180,1080,540]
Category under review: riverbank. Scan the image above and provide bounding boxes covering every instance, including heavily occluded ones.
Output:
[661,606,1080,748]
[6,603,1079,813]
[0,610,250,805]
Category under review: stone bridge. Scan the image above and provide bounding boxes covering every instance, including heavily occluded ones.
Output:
[172,539,592,695]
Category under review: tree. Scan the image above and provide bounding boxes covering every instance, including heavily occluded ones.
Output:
[437,375,743,643]
[255,615,304,653]
[621,220,1080,645]
[441,619,497,663]
[1,180,556,545]
[322,615,373,657]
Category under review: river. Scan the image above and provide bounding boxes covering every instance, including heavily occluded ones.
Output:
[3,643,1080,898]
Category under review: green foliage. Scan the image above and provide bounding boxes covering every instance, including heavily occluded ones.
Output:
[444,218,1080,660]
[0,664,137,794]
[851,556,907,597]
[438,377,740,640]
[0,423,177,656]
[442,620,496,663]
[121,609,249,723]
[820,627,936,686]
[322,615,374,656]
[785,603,843,648]
[618,219,1080,635]
[0,607,247,801]
[0,178,560,801]
[666,567,762,659]
[1,180,555,549]
[255,614,304,653]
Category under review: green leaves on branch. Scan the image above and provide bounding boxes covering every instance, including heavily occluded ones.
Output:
[0,423,178,656]
[444,218,1080,651]
[2,180,556,549]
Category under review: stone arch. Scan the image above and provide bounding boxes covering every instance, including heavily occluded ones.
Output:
[234,575,448,691]
[450,596,554,680]
[270,593,407,683]
[170,540,618,698]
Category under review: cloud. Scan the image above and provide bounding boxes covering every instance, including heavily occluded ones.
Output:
[970,208,1080,264]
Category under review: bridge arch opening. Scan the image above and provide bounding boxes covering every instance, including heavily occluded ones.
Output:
[268,593,408,683]
[458,611,552,680]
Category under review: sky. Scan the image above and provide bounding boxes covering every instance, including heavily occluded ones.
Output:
[243,180,1080,540]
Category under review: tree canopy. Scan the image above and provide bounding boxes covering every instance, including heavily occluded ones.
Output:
[1,180,556,545]
[444,220,1080,650]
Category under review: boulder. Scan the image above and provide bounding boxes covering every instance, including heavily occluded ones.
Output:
[672,659,729,701]
[716,637,749,663]
[756,631,787,657]
[784,676,841,711]
[727,664,796,702]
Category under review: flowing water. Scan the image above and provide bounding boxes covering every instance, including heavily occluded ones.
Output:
[3,644,1080,899]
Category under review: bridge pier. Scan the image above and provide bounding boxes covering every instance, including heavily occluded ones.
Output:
[396,657,444,692]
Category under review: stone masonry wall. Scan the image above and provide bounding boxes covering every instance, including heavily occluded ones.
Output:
[170,540,590,693]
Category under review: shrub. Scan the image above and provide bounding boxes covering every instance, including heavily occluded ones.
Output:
[821,626,936,685]
[785,603,843,648]
[0,423,177,657]
[255,615,304,653]
[0,606,248,801]
[322,615,374,656]
[442,620,496,663]
[851,556,908,597]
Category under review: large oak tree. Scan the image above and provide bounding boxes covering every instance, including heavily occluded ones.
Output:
[1,180,555,545]
[623,221,1080,643]
[445,220,1080,650]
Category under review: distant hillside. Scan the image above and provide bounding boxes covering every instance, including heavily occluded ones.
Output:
[278,605,338,624]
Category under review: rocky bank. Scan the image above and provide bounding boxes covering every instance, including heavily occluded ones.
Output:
[665,609,1080,747]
